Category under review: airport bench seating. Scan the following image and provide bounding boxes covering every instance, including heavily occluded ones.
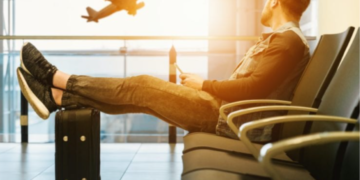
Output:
[182,27,355,162]
[181,28,359,180]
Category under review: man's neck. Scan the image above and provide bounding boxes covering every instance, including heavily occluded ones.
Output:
[270,14,299,31]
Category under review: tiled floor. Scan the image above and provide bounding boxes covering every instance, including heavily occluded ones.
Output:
[0,143,184,180]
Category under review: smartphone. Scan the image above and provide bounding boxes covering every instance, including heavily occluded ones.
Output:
[174,63,184,74]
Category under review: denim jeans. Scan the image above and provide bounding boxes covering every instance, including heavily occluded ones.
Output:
[61,75,221,133]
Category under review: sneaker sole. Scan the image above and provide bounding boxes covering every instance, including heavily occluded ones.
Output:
[17,68,50,120]
[20,42,32,75]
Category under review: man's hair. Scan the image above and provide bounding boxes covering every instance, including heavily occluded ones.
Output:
[280,0,310,20]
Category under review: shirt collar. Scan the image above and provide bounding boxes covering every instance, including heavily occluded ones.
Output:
[261,21,300,40]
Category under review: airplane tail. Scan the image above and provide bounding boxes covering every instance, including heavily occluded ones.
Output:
[81,7,99,23]
[86,7,97,18]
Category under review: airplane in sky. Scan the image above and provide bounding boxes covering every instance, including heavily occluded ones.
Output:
[82,0,145,23]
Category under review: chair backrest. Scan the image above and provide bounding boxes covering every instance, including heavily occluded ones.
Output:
[281,27,355,140]
[301,28,360,180]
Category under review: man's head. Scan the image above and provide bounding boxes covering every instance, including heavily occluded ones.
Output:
[261,0,310,27]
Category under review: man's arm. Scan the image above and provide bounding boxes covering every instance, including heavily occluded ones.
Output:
[202,31,306,102]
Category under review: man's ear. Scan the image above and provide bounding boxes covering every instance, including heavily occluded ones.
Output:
[270,0,279,8]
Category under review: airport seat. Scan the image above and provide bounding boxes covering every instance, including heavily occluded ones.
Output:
[339,121,359,180]
[259,129,359,180]
[181,28,359,180]
[182,114,359,180]
[183,27,355,162]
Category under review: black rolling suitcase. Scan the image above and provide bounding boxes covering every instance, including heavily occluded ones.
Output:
[55,108,101,180]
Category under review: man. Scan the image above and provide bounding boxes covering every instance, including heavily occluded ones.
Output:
[17,0,310,142]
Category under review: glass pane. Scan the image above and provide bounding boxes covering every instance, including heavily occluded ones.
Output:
[0,48,212,143]
[2,0,305,143]
[14,0,209,51]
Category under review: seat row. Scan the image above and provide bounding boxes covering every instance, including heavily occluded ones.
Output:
[181,27,359,180]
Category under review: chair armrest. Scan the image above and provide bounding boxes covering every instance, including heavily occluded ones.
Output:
[219,100,292,120]
[238,115,357,159]
[259,132,360,180]
[227,105,318,138]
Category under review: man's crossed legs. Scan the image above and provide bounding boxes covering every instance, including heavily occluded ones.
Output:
[17,43,221,133]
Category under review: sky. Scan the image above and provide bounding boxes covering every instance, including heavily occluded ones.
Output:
[13,0,209,51]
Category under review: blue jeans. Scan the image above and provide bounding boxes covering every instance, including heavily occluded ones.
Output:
[61,75,221,133]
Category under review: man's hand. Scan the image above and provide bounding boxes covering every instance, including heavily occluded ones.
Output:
[179,73,204,90]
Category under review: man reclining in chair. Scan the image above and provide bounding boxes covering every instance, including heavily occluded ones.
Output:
[17,0,310,142]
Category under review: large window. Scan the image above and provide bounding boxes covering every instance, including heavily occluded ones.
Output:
[300,0,318,36]
[1,0,318,143]
[1,0,210,143]
[14,0,209,51]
